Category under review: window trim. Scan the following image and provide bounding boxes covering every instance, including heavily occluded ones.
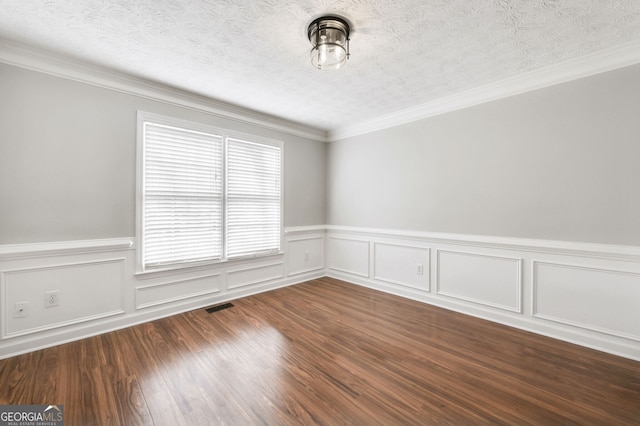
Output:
[136,111,284,274]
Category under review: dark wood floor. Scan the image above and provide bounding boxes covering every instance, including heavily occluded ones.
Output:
[1,277,639,425]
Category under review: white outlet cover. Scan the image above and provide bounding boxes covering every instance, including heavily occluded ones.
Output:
[13,302,29,318]
[45,290,60,307]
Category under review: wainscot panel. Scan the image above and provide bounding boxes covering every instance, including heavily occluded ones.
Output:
[373,242,430,291]
[437,250,522,312]
[533,261,640,341]
[327,236,370,277]
[226,262,285,290]
[2,258,125,338]
[136,273,221,309]
[287,235,325,276]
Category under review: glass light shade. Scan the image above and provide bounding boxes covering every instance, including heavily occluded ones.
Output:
[307,16,350,70]
[310,43,347,70]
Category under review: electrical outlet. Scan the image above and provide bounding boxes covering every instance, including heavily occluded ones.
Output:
[14,302,29,318]
[45,290,60,307]
[304,251,309,261]
[416,264,424,275]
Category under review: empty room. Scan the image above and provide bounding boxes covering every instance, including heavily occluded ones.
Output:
[1,1,639,424]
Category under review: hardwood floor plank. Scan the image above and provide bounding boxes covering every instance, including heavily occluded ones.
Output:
[142,389,188,426]
[129,323,177,395]
[0,277,638,425]
[0,351,37,405]
[128,323,190,426]
[52,342,85,425]
[81,365,122,425]
[113,375,154,426]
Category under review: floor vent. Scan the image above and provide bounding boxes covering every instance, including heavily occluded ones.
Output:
[205,302,234,314]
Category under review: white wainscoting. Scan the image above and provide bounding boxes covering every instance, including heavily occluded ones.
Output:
[135,273,222,309]
[533,261,640,342]
[325,225,640,361]
[437,250,522,313]
[327,236,370,277]
[2,226,640,361]
[227,262,285,290]
[0,227,325,359]
[2,258,126,338]
[373,242,430,291]
[287,235,324,277]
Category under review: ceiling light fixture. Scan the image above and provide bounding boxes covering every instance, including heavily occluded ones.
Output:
[307,16,350,70]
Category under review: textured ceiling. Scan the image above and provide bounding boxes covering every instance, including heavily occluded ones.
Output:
[1,0,640,132]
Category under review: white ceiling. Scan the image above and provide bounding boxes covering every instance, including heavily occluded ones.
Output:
[1,0,640,134]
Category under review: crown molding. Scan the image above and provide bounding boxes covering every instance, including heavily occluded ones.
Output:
[0,40,327,142]
[4,37,639,144]
[328,39,640,142]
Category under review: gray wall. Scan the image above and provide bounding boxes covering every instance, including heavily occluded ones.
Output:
[0,63,326,244]
[327,64,640,246]
[3,61,640,247]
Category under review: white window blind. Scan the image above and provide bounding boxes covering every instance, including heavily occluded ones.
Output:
[142,121,223,268]
[226,138,282,258]
[138,112,283,271]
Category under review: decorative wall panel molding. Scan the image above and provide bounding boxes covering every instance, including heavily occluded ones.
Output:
[436,250,522,313]
[325,226,640,361]
[327,237,370,277]
[373,242,430,291]
[135,273,221,309]
[226,262,285,290]
[1,229,639,361]
[287,236,324,276]
[533,261,640,342]
[2,258,126,338]
[0,230,324,360]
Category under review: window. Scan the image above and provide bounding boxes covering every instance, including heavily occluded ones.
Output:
[226,138,282,258]
[137,112,282,271]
